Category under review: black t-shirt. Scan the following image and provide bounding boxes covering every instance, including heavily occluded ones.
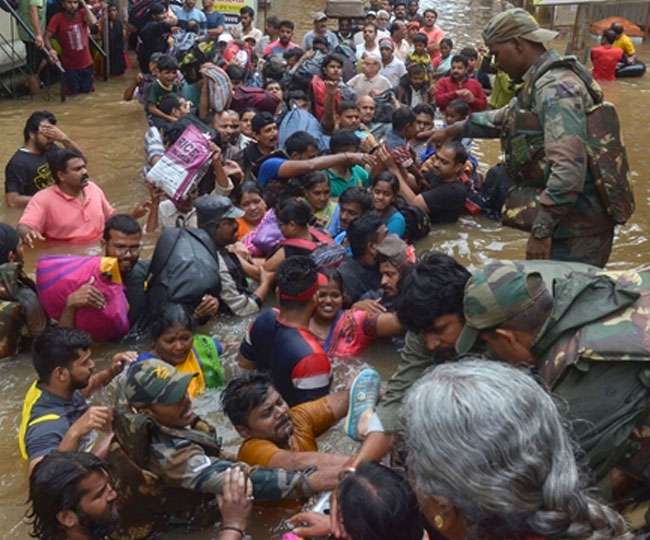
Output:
[4,149,54,196]
[421,177,468,224]
[138,21,172,66]
[338,257,381,305]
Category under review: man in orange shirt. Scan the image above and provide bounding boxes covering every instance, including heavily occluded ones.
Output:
[420,8,445,64]
[221,369,380,470]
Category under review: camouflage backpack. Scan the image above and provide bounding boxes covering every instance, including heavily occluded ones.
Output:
[526,57,634,226]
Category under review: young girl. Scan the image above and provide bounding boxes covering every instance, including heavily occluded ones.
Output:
[240,108,256,139]
[371,173,406,238]
[300,172,337,230]
[309,270,402,358]
[137,303,224,398]
[263,197,333,272]
[235,182,268,241]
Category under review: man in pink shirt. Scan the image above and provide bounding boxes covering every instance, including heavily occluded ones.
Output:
[591,29,624,81]
[18,149,115,245]
[420,8,445,64]
[262,19,299,56]
[435,54,487,112]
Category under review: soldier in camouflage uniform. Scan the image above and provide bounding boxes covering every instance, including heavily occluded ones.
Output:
[457,261,650,509]
[109,359,331,537]
[433,9,626,267]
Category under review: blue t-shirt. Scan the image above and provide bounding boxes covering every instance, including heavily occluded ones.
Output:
[204,10,224,29]
[240,309,332,406]
[171,5,207,31]
[385,208,406,238]
[257,157,286,188]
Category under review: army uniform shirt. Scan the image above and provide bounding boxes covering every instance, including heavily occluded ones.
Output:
[146,427,308,501]
[464,50,614,244]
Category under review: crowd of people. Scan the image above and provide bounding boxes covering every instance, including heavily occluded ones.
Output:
[3,0,647,538]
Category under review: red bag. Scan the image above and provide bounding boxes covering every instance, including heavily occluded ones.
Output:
[230,86,280,115]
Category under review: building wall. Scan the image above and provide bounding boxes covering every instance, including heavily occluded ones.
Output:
[0,11,26,73]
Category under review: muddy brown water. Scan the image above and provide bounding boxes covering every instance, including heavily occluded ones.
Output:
[0,0,649,536]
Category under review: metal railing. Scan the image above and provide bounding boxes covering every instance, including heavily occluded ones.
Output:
[0,0,111,99]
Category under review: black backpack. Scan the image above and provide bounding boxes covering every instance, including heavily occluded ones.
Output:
[394,196,431,244]
[145,227,222,318]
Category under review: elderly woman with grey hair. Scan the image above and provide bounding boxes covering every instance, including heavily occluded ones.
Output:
[403,358,632,540]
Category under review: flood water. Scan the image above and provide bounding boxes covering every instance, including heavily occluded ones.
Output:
[0,0,649,536]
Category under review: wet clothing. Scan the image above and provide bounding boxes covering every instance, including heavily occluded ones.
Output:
[613,34,636,57]
[19,181,114,243]
[137,335,224,398]
[216,249,260,317]
[5,148,54,196]
[464,49,615,266]
[319,309,379,358]
[19,383,91,460]
[374,261,595,433]
[420,177,468,224]
[338,258,381,304]
[591,45,624,81]
[109,410,315,536]
[17,0,46,43]
[47,10,93,70]
[238,395,336,466]
[240,308,332,407]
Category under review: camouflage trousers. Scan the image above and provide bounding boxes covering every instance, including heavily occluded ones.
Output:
[550,227,615,268]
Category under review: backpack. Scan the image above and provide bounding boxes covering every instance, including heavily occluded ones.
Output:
[128,0,156,30]
[394,196,431,243]
[279,107,330,153]
[282,230,345,270]
[230,86,280,115]
[529,57,634,225]
[145,227,221,318]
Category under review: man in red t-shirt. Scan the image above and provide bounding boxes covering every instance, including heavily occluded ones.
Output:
[435,54,487,112]
[45,0,96,95]
[591,29,624,81]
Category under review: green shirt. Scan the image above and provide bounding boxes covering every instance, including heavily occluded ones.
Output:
[18,0,46,42]
[325,165,369,198]
[147,79,179,107]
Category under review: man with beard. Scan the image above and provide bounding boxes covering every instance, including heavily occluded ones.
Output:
[212,109,252,165]
[5,111,81,208]
[350,252,470,465]
[263,19,299,57]
[221,371,367,471]
[27,451,119,540]
[390,141,468,224]
[18,327,135,470]
[17,149,150,245]
[435,54,487,112]
[358,234,415,311]
[17,149,112,245]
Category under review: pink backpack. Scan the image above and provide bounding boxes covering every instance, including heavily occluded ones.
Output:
[36,256,129,342]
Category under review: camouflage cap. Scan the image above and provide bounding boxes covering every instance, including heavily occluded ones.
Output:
[482,8,558,45]
[456,261,545,354]
[124,359,196,407]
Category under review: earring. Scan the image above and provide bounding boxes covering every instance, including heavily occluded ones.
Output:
[434,515,444,530]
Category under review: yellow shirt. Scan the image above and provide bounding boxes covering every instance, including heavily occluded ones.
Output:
[613,34,635,57]
[174,349,206,398]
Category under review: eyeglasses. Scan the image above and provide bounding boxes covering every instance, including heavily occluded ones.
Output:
[112,244,142,255]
